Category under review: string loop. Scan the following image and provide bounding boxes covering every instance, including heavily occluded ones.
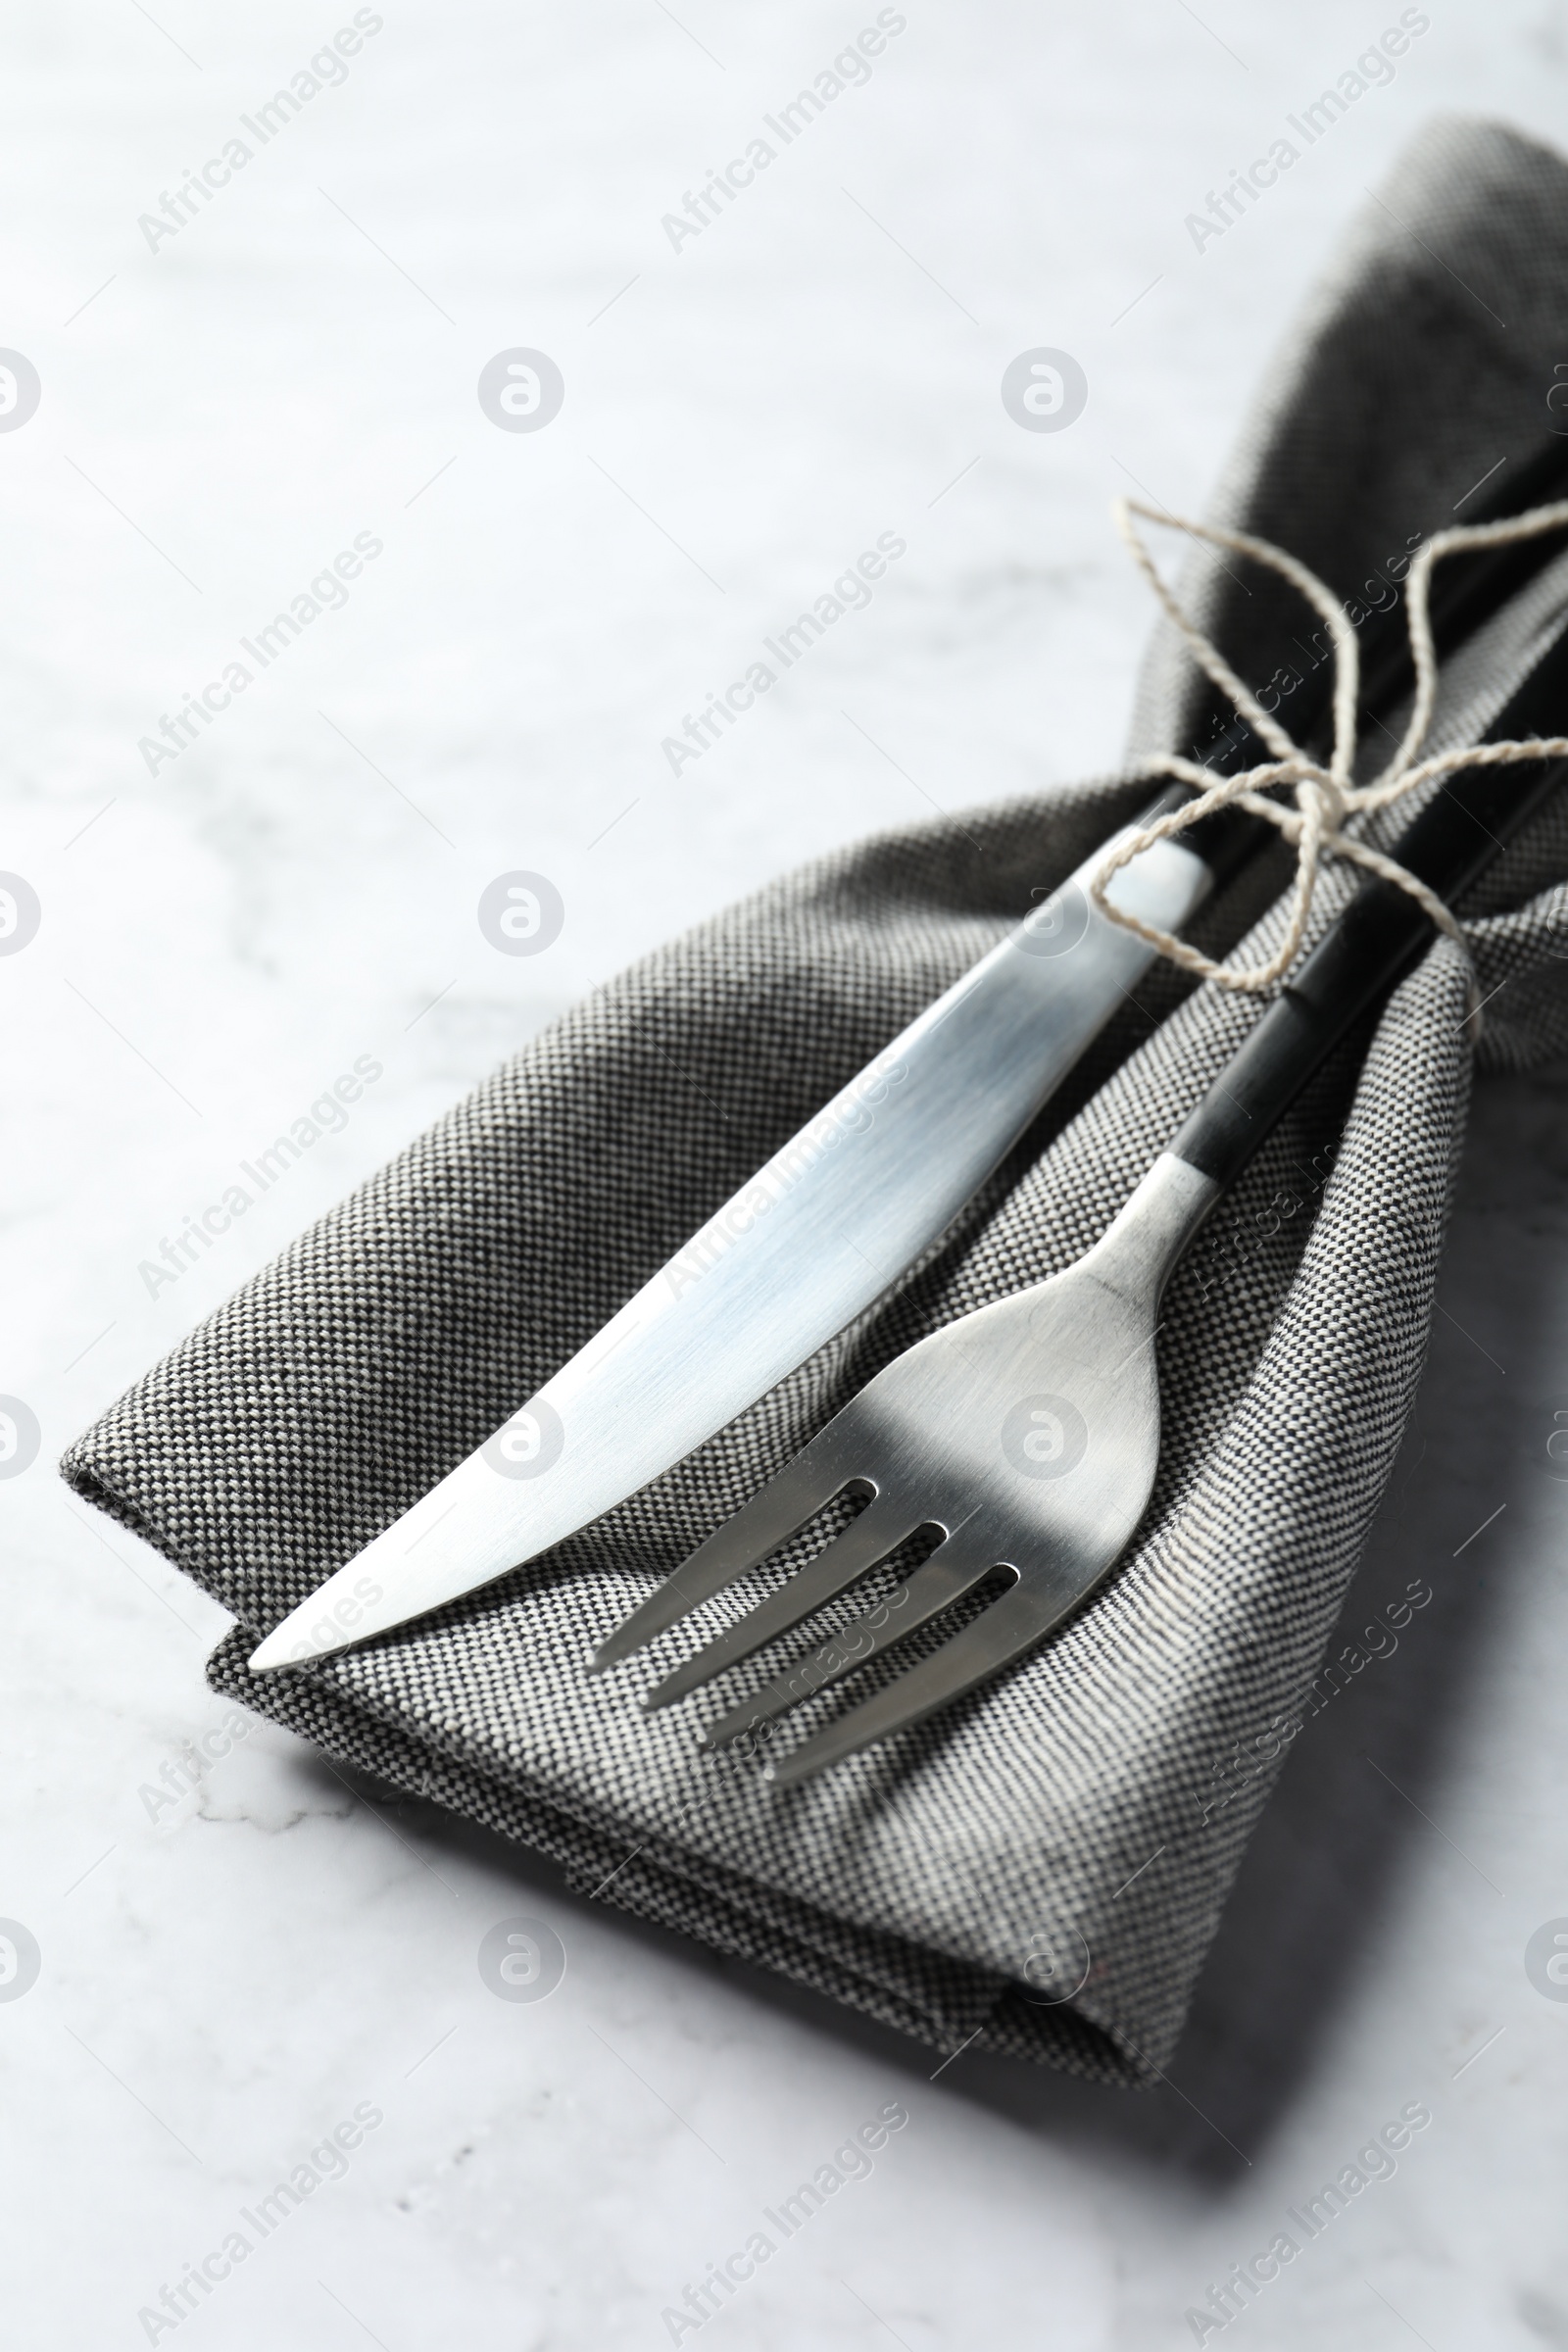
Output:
[1091,495,1568,1019]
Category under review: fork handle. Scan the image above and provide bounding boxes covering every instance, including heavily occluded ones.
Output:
[1168,623,1568,1192]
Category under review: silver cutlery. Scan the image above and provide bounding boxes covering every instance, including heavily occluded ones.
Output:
[595,624,1568,1783]
[250,445,1568,1676]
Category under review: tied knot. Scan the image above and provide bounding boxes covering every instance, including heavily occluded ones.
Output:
[1089,494,1568,1024]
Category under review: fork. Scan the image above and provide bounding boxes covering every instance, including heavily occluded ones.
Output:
[592,636,1568,1784]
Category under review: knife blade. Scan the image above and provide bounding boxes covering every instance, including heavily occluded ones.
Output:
[250,819,1212,1669]
[251,444,1568,1673]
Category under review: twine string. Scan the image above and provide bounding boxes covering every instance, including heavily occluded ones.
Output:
[1089,494,1568,1016]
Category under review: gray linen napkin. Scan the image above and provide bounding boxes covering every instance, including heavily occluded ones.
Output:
[63,118,1568,2085]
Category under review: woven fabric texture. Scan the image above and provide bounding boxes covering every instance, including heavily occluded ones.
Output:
[62,118,1568,2086]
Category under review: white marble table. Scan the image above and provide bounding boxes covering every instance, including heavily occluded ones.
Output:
[4,3,1567,2343]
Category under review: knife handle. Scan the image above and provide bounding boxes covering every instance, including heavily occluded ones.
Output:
[1167,621,1568,1194]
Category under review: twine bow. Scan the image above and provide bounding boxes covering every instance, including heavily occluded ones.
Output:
[1089,494,1568,1019]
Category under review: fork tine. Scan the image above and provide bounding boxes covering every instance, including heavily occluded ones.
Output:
[695,1525,998,1750]
[591,1428,866,1669]
[762,1583,1066,1786]
[641,1494,924,1711]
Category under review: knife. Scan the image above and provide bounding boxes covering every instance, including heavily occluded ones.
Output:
[251,443,1568,1672]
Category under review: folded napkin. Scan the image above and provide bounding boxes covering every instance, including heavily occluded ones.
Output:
[64,117,1568,2085]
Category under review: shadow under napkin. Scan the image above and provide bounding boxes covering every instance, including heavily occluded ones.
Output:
[61,117,1568,2086]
